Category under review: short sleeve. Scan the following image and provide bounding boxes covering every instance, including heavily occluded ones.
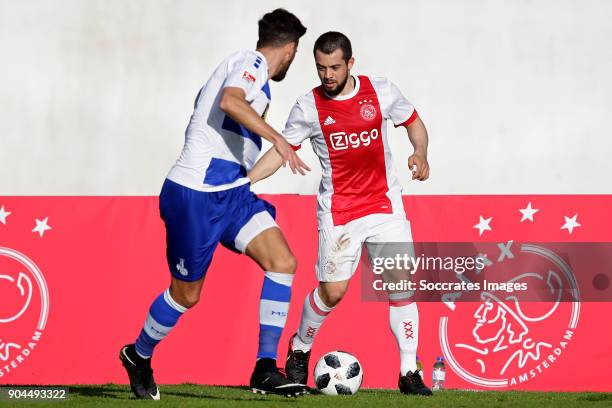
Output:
[375,77,418,127]
[224,53,268,102]
[282,100,312,148]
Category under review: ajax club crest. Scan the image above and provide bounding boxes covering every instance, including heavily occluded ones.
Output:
[358,99,377,121]
[0,247,50,379]
[439,242,580,387]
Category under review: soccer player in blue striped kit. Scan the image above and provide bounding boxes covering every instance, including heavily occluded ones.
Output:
[118,9,310,399]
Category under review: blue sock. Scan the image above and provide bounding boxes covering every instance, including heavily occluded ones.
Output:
[135,289,187,358]
[257,271,293,360]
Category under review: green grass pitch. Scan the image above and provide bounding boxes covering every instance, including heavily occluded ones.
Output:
[4,384,612,407]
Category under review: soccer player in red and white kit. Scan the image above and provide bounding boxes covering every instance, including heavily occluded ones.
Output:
[248,32,432,396]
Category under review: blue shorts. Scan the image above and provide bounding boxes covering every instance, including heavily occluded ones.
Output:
[159,179,277,282]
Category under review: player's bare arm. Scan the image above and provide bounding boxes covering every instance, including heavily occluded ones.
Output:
[405,116,430,181]
[247,147,285,184]
[219,87,309,175]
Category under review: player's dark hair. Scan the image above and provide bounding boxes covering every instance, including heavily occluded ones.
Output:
[257,9,307,48]
[313,31,352,62]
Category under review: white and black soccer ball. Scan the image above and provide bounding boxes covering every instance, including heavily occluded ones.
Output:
[313,351,363,395]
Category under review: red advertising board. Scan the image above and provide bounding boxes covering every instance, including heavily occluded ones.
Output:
[0,195,610,391]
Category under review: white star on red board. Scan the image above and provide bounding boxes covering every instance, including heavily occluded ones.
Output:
[473,216,492,236]
[32,217,52,237]
[519,202,539,222]
[561,214,581,235]
[0,206,11,225]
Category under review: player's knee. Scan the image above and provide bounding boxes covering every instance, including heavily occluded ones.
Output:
[170,288,201,309]
[176,293,200,309]
[266,253,297,274]
[319,286,347,307]
[325,291,345,307]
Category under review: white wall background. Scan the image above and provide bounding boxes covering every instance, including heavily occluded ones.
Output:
[1,0,611,195]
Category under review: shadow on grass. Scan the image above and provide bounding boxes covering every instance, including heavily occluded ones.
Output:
[69,385,132,400]
[576,393,612,402]
[68,384,306,403]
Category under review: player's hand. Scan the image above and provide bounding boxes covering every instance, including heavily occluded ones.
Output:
[408,153,429,181]
[274,138,311,175]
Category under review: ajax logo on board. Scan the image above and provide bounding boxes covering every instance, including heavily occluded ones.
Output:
[0,247,50,378]
[439,242,579,388]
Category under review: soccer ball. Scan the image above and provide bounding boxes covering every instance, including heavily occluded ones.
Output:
[313,351,363,395]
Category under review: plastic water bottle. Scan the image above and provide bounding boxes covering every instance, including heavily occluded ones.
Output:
[416,355,424,379]
[432,356,446,390]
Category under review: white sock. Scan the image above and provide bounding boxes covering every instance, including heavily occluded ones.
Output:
[389,300,419,375]
[293,288,334,352]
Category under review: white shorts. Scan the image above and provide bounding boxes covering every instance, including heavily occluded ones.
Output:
[316,213,414,282]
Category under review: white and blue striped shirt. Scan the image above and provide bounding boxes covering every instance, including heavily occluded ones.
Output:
[167,50,271,191]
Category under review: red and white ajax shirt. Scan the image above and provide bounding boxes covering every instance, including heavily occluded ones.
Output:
[282,75,418,228]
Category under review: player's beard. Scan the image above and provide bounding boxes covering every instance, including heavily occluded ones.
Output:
[271,66,288,82]
[271,54,295,82]
[323,73,350,97]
